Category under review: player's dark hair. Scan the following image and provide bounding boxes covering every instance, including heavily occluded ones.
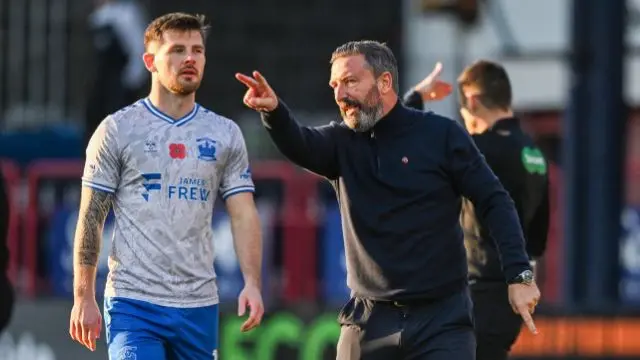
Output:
[144,12,209,50]
[330,40,400,94]
[457,60,512,111]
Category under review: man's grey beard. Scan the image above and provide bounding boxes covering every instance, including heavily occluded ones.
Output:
[341,86,385,132]
[349,103,384,132]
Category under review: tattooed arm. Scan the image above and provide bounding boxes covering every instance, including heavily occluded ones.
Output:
[72,187,113,299]
[70,116,119,350]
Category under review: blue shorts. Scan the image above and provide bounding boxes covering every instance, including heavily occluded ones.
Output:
[104,297,219,360]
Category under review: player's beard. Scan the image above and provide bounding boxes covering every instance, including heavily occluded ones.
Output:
[165,74,201,96]
[339,85,384,132]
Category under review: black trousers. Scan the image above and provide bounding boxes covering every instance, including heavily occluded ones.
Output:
[336,289,475,360]
[470,283,522,360]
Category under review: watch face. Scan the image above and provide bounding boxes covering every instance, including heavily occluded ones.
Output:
[510,270,534,285]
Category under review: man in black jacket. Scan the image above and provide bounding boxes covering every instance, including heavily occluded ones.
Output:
[236,41,540,360]
[404,60,550,360]
[0,168,14,334]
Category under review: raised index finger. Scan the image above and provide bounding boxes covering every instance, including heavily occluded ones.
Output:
[235,73,259,90]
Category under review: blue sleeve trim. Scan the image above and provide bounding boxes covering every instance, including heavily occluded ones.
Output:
[221,186,255,200]
[82,180,116,193]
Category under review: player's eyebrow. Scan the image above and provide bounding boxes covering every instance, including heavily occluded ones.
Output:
[167,44,185,51]
[167,44,205,52]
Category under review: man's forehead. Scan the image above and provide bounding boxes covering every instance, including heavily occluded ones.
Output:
[330,55,368,78]
[160,29,203,46]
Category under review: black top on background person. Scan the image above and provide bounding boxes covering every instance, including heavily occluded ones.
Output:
[403,62,550,285]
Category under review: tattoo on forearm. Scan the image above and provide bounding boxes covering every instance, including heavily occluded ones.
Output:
[74,189,113,267]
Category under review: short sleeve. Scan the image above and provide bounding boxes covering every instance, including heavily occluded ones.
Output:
[82,116,121,193]
[219,124,255,200]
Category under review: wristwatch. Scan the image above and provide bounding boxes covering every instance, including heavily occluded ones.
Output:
[507,269,534,285]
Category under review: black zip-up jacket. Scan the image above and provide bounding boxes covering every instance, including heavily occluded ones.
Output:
[404,91,550,284]
[261,98,531,301]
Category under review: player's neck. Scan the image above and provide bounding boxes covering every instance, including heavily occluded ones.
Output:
[147,86,196,120]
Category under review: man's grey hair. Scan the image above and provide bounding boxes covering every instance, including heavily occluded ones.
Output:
[330,40,400,94]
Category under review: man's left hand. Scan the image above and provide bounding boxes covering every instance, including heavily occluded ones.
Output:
[508,282,541,335]
[237,283,264,332]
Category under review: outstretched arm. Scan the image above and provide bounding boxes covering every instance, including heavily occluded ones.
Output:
[236,71,341,179]
[261,102,341,179]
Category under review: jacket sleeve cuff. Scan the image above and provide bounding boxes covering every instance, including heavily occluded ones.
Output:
[260,99,289,129]
[402,90,424,110]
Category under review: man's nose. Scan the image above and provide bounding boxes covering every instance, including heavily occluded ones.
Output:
[334,84,346,103]
[184,54,196,64]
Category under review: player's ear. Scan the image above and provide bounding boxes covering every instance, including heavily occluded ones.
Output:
[377,71,393,94]
[142,52,156,72]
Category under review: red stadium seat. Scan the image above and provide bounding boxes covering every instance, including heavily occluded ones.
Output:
[250,161,319,302]
[24,160,84,297]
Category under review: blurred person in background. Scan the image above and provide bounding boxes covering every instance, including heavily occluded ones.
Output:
[237,40,540,360]
[0,169,13,335]
[84,0,148,148]
[69,12,264,359]
[404,60,550,360]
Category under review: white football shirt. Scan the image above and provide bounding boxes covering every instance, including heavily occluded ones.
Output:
[82,98,254,307]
